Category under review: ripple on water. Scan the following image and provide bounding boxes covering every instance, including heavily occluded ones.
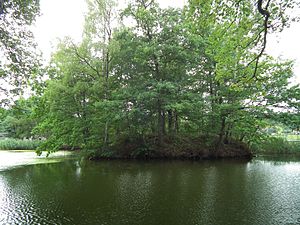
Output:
[0,151,76,224]
[0,158,300,225]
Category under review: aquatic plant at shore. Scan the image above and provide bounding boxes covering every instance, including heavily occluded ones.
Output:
[0,138,43,150]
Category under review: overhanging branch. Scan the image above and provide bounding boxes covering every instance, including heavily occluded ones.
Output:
[251,0,271,79]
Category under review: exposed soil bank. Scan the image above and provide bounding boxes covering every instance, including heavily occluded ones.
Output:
[89,135,253,160]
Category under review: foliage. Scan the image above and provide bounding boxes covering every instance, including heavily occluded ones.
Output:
[0,97,39,139]
[2,0,300,158]
[0,0,41,102]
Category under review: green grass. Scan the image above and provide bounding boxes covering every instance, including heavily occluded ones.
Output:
[255,137,300,155]
[0,138,43,150]
[272,134,300,141]
[285,135,300,141]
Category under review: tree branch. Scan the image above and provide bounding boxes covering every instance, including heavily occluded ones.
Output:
[70,42,100,79]
[251,0,271,79]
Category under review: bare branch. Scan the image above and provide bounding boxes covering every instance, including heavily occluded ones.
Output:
[251,0,271,79]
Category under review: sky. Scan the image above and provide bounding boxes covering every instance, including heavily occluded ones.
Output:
[32,0,300,82]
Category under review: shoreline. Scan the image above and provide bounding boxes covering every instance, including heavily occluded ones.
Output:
[89,154,254,162]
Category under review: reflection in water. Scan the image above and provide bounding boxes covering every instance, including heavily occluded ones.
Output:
[283,163,300,173]
[117,171,153,223]
[187,165,217,225]
[0,176,7,224]
[75,161,82,179]
[243,159,300,225]
[0,157,300,225]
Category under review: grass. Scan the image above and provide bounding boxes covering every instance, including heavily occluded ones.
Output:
[0,138,43,150]
[254,137,300,155]
[285,135,300,141]
[272,134,300,141]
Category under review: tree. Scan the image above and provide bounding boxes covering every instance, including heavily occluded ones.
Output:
[84,0,118,147]
[0,0,40,102]
[34,0,119,153]
[0,97,39,138]
[33,39,100,151]
[114,1,205,144]
[183,0,298,149]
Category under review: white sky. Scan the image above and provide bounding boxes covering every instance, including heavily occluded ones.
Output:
[32,0,300,82]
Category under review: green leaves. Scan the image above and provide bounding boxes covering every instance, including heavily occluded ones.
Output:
[0,0,41,99]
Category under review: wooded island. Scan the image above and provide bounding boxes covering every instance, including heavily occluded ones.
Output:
[1,0,300,159]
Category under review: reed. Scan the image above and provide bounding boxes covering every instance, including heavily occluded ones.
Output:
[254,137,300,154]
[0,138,43,150]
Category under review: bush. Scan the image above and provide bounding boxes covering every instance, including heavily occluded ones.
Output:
[0,138,43,150]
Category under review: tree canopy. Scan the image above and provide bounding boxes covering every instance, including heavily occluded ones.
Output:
[0,0,40,103]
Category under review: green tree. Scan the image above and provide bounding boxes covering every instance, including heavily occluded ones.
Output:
[35,0,119,153]
[114,1,206,144]
[0,0,40,102]
[0,97,39,138]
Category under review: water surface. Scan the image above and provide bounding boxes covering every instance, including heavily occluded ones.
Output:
[0,152,300,225]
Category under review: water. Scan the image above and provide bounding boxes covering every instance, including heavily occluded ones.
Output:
[0,152,300,225]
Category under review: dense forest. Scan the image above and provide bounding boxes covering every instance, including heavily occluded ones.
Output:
[1,0,300,159]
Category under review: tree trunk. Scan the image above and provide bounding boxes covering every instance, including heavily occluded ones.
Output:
[239,134,245,142]
[224,123,233,144]
[174,111,179,134]
[217,116,226,150]
[157,101,163,145]
[104,121,109,147]
[168,110,173,134]
[162,110,166,135]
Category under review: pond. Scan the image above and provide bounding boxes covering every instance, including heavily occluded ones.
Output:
[0,151,300,225]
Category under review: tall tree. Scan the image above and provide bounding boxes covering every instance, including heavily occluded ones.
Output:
[115,0,205,144]
[35,0,119,152]
[186,0,298,149]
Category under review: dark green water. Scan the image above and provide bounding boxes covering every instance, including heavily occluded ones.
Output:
[1,155,300,225]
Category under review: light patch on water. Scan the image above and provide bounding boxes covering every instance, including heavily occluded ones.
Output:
[0,151,74,171]
[283,163,300,173]
[75,161,82,179]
